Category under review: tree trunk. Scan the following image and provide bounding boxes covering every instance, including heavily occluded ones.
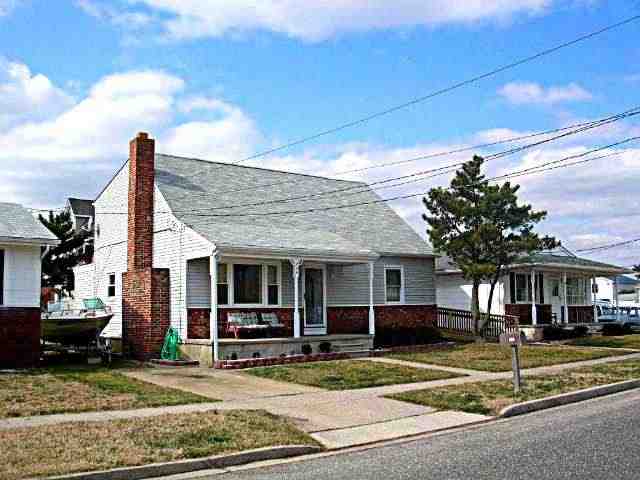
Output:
[486,269,502,316]
[471,279,481,336]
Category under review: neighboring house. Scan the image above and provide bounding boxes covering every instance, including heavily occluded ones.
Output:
[596,274,640,304]
[436,246,630,326]
[66,198,95,234]
[75,133,436,365]
[0,202,59,367]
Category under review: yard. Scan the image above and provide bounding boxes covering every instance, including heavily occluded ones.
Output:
[0,410,317,480]
[0,362,211,418]
[389,359,640,416]
[246,359,462,390]
[569,334,640,350]
[388,343,630,372]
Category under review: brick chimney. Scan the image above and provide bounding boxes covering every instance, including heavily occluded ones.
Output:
[122,132,170,360]
[127,132,155,271]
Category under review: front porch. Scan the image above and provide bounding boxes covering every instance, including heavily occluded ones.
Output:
[504,268,604,326]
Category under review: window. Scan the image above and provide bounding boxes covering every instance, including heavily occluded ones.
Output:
[385,267,404,303]
[567,277,587,305]
[233,264,262,304]
[217,263,229,305]
[107,274,116,297]
[267,265,279,305]
[515,273,529,303]
[0,249,4,305]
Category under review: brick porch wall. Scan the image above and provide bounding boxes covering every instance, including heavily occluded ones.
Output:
[505,303,552,325]
[568,305,595,323]
[0,307,40,368]
[187,308,295,339]
[187,305,436,339]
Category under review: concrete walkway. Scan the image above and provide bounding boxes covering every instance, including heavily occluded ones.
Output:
[2,351,638,450]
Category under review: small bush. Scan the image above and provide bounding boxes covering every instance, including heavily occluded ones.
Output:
[543,325,589,341]
[318,342,332,353]
[601,323,633,336]
[230,353,238,361]
[301,344,313,355]
[252,352,261,359]
[374,326,442,348]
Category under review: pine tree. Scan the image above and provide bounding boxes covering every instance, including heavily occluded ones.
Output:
[423,155,558,335]
[39,210,91,294]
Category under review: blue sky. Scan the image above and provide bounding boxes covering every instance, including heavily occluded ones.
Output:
[0,0,639,266]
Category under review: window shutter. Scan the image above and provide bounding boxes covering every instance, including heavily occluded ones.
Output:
[509,272,515,304]
[538,273,544,304]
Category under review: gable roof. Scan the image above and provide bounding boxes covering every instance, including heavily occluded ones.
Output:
[154,154,433,259]
[67,198,95,218]
[0,202,59,245]
[436,252,630,276]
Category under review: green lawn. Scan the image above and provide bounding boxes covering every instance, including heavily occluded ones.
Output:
[388,343,629,372]
[389,359,640,416]
[0,410,318,480]
[0,363,212,418]
[246,360,462,390]
[569,334,640,350]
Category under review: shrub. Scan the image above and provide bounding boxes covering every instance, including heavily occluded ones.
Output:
[573,325,590,337]
[542,325,588,340]
[301,344,313,355]
[230,352,238,361]
[601,323,633,336]
[318,342,332,353]
[252,352,261,359]
[374,326,442,348]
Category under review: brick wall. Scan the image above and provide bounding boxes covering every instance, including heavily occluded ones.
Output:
[327,305,437,334]
[122,268,170,360]
[0,307,40,368]
[187,308,295,339]
[505,304,552,325]
[568,305,594,324]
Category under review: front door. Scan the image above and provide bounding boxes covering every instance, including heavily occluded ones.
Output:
[303,267,326,335]
[549,276,563,322]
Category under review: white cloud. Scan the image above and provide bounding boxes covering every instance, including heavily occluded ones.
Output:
[0,0,20,16]
[499,81,593,106]
[0,60,75,131]
[132,0,552,41]
[76,0,152,28]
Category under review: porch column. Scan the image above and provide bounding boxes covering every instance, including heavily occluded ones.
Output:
[290,257,303,338]
[614,276,620,322]
[368,261,376,335]
[562,272,569,324]
[209,251,220,362]
[592,276,598,323]
[531,269,537,326]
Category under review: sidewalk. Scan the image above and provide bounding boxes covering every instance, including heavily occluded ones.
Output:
[2,351,639,450]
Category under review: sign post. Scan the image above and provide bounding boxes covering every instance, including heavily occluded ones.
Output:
[502,315,522,394]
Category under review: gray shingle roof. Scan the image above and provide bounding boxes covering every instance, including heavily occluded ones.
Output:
[154,154,433,258]
[68,198,95,218]
[0,203,59,244]
[437,253,629,275]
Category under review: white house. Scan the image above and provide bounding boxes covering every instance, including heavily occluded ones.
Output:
[0,202,58,367]
[436,246,630,327]
[75,133,437,366]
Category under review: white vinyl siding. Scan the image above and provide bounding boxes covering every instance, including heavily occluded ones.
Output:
[0,244,42,308]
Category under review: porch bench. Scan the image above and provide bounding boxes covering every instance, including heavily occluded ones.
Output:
[226,312,286,339]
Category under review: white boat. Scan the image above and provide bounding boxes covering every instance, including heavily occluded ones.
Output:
[42,298,113,346]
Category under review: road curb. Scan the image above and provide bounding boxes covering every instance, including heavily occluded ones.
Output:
[499,379,640,418]
[45,445,322,480]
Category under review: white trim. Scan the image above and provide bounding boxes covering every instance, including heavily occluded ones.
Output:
[219,247,377,264]
[302,264,327,335]
[368,261,375,335]
[384,265,405,304]
[210,252,220,362]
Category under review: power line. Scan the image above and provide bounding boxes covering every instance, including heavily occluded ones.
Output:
[576,237,640,253]
[142,105,640,215]
[182,136,638,221]
[162,107,640,214]
[230,14,640,164]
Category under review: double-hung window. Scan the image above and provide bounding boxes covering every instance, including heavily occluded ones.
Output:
[267,265,280,305]
[217,264,229,305]
[0,249,4,305]
[107,273,116,297]
[385,266,404,303]
[567,278,587,305]
[515,273,529,303]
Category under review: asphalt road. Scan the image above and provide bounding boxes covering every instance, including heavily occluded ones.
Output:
[214,389,640,480]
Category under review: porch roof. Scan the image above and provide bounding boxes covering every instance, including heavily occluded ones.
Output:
[155,154,434,259]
